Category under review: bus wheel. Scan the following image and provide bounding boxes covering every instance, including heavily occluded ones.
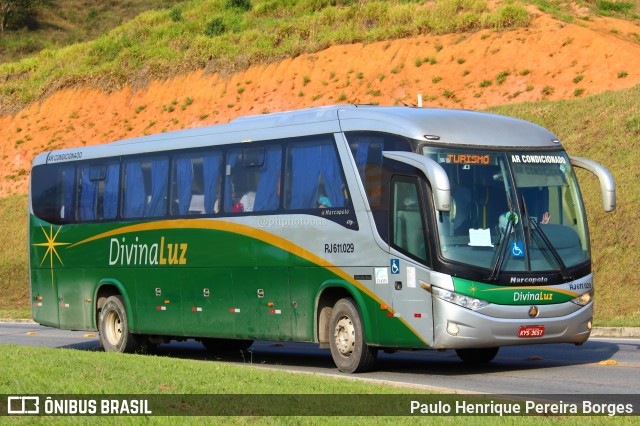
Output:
[455,347,499,364]
[201,338,254,352]
[99,295,144,353]
[329,298,377,373]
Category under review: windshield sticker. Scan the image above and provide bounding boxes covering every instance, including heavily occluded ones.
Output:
[511,154,566,164]
[441,154,491,164]
[511,241,525,258]
[468,228,494,247]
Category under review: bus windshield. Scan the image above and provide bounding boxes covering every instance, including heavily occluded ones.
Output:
[421,147,590,274]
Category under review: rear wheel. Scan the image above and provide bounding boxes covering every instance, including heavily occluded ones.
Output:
[201,338,254,352]
[99,295,147,353]
[455,347,499,364]
[329,298,377,373]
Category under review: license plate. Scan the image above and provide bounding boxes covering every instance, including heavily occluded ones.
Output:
[518,325,545,338]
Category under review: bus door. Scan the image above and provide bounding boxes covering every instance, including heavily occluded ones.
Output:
[388,176,435,347]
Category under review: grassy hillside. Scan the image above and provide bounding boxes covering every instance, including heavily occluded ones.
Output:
[0,195,29,319]
[0,0,180,63]
[0,0,533,114]
[1,86,639,324]
[2,0,639,115]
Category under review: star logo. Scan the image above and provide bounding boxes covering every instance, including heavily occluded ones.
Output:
[469,284,477,295]
[32,225,70,288]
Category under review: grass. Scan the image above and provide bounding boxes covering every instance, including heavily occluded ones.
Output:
[0,0,533,114]
[0,195,29,320]
[0,0,178,64]
[0,345,631,423]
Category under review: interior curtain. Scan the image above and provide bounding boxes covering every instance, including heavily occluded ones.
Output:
[123,161,144,218]
[79,166,96,221]
[224,151,239,211]
[254,146,282,211]
[289,144,322,209]
[176,157,193,215]
[103,162,119,219]
[146,158,169,217]
[320,144,345,208]
[203,153,222,214]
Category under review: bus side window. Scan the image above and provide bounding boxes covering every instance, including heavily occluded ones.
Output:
[172,152,222,216]
[286,138,347,210]
[122,157,169,219]
[224,145,281,213]
[31,164,76,224]
[77,162,119,221]
[392,179,428,264]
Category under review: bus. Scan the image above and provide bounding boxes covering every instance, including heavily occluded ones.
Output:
[29,105,615,373]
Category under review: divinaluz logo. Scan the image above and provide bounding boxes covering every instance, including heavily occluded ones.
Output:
[108,236,188,266]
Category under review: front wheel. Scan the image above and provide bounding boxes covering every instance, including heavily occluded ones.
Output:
[329,298,377,373]
[455,347,499,364]
[99,295,147,353]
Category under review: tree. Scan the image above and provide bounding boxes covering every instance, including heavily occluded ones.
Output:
[0,0,44,35]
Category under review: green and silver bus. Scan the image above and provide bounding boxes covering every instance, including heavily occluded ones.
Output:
[29,105,615,372]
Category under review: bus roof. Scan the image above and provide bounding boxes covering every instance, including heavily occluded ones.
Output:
[33,105,561,166]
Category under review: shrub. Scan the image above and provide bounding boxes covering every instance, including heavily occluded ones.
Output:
[205,17,226,37]
[225,0,252,11]
[496,70,510,85]
[170,6,182,22]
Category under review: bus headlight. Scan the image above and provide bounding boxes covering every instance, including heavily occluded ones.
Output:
[571,289,594,306]
[432,287,489,311]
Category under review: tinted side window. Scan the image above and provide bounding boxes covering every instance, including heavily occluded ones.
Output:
[392,178,429,265]
[285,136,349,210]
[224,144,282,213]
[76,162,119,221]
[171,151,223,216]
[122,157,169,219]
[31,164,76,224]
[346,131,411,209]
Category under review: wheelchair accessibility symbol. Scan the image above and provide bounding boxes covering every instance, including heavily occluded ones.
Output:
[391,259,400,274]
[512,241,525,258]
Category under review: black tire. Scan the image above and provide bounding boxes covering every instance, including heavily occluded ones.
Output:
[201,338,254,352]
[455,347,500,364]
[329,298,378,373]
[99,295,146,353]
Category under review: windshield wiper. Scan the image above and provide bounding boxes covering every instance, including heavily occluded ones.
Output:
[521,195,572,281]
[487,211,514,282]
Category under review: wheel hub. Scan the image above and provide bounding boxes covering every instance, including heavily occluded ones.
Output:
[105,311,122,346]
[334,315,355,356]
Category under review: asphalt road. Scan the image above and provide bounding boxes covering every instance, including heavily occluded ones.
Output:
[1,322,639,400]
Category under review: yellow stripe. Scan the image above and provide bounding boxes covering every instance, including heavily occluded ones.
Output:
[68,219,428,345]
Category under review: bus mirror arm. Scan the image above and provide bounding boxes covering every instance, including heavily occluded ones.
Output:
[382,151,451,212]
[569,156,616,212]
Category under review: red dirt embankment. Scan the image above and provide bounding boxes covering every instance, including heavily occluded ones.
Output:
[1,10,639,196]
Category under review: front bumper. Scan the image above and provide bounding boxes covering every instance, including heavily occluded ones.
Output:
[432,298,592,349]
